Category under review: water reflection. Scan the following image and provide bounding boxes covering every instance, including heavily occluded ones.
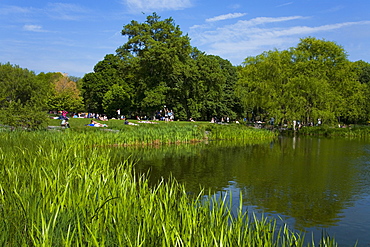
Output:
[109,136,370,245]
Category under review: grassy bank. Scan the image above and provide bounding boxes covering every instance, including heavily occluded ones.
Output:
[45,118,278,145]
[291,125,370,138]
[0,132,339,246]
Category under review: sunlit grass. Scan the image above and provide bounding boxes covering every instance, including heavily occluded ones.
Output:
[288,125,370,138]
[0,128,340,246]
[46,118,278,146]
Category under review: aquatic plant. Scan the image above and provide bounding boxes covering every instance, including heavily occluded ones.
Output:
[0,131,340,246]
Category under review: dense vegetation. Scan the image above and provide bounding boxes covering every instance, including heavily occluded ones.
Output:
[0,63,83,130]
[82,13,241,120]
[237,37,370,125]
[0,130,339,246]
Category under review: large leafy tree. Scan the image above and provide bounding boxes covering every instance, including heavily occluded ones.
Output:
[0,63,51,129]
[117,13,193,117]
[82,54,131,114]
[41,72,84,113]
[118,13,240,120]
[82,13,241,120]
[236,37,368,125]
[102,84,131,118]
[195,54,240,120]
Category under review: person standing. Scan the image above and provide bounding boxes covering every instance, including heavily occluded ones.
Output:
[62,110,68,119]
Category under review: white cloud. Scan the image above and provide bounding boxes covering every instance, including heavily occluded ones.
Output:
[0,3,89,22]
[189,16,370,65]
[192,16,306,44]
[0,5,31,15]
[229,4,241,10]
[23,24,45,32]
[236,16,306,27]
[124,0,192,12]
[323,5,345,13]
[276,2,293,8]
[46,3,89,21]
[206,13,247,22]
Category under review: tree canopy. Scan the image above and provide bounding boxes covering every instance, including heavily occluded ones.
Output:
[0,63,51,129]
[236,37,369,125]
[44,72,84,113]
[82,13,240,120]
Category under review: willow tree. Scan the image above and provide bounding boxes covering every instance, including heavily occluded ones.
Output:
[236,49,293,124]
[292,37,367,124]
[236,37,368,125]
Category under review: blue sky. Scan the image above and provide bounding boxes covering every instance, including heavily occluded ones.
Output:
[1,0,370,77]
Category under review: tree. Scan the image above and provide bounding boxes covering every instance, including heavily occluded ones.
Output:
[195,54,240,120]
[116,13,241,120]
[353,60,370,120]
[117,13,193,117]
[102,84,130,118]
[82,13,242,120]
[236,37,368,125]
[81,54,131,114]
[0,63,51,129]
[43,72,84,113]
[236,49,294,124]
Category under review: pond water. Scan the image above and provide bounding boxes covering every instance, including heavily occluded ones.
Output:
[113,135,370,246]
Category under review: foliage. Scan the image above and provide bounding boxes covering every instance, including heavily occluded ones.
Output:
[82,13,241,120]
[294,125,370,138]
[3,14,370,125]
[102,84,130,118]
[82,54,131,114]
[0,63,50,130]
[236,37,369,125]
[44,72,84,113]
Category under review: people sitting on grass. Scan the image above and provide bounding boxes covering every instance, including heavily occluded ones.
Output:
[137,120,158,124]
[124,120,138,126]
[61,118,70,128]
[86,120,108,127]
[98,115,108,121]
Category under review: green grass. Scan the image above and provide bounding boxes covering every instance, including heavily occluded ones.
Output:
[295,125,370,138]
[46,118,278,146]
[0,126,341,246]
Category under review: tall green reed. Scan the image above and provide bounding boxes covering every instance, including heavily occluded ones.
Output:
[0,131,338,246]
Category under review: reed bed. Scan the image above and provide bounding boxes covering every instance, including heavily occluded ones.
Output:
[293,125,370,138]
[46,120,278,146]
[198,123,277,141]
[0,129,339,246]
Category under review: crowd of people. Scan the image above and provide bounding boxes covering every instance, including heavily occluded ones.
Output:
[153,108,175,122]
[55,108,179,128]
[55,109,246,128]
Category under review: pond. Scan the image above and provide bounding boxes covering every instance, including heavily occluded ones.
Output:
[113,135,370,246]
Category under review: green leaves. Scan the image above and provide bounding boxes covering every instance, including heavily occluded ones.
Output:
[83,13,241,121]
[102,84,130,118]
[0,63,50,130]
[236,37,368,125]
